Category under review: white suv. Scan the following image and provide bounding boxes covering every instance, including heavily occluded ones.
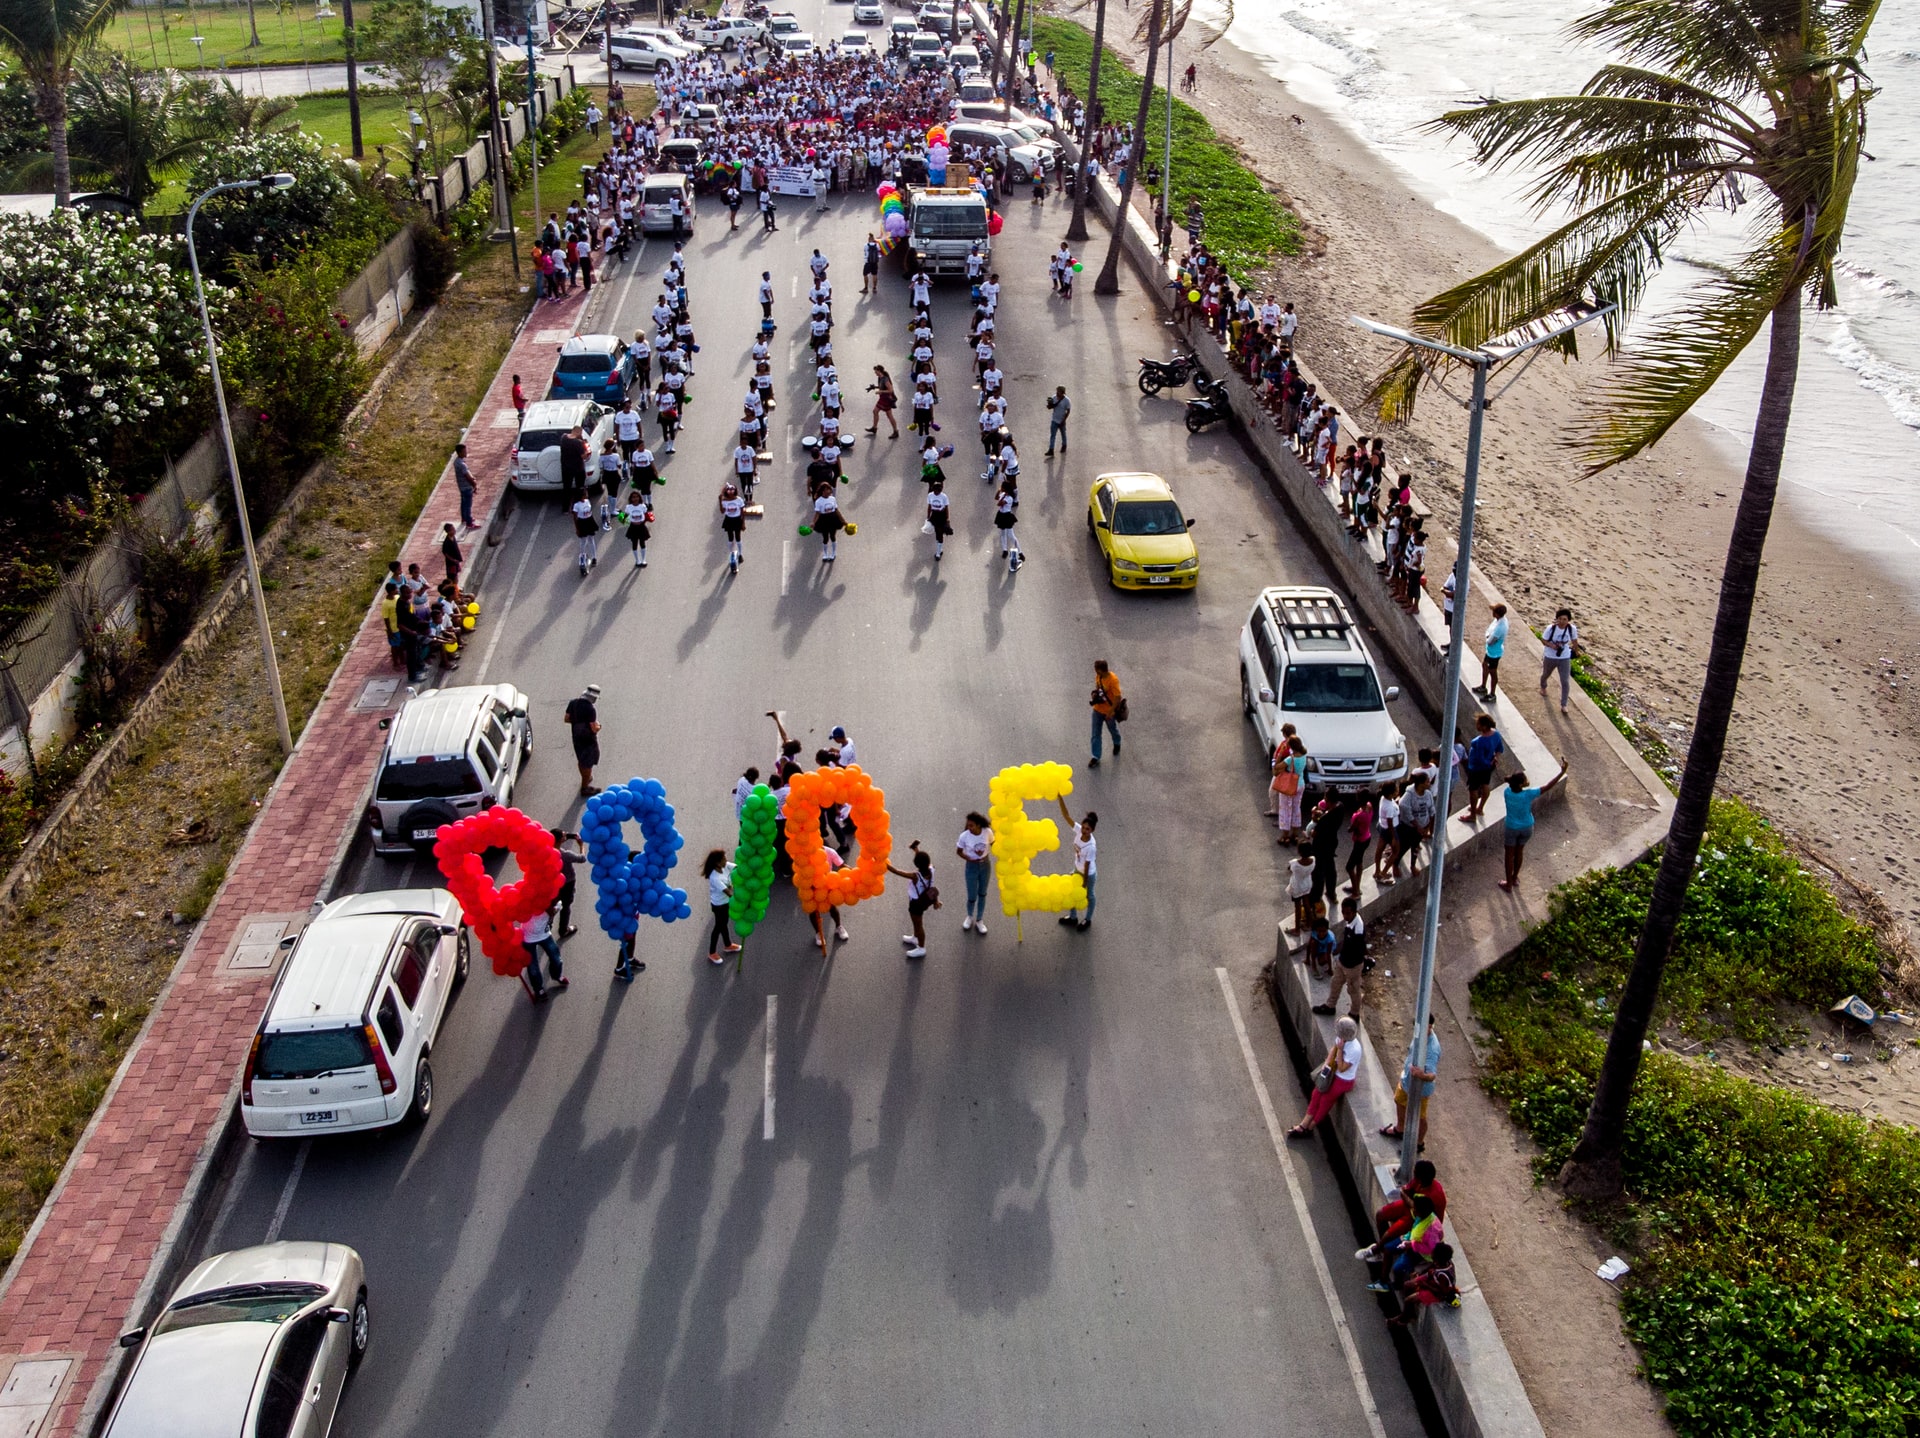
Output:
[511,397,615,491]
[1240,586,1407,793]
[366,684,532,857]
[241,889,468,1137]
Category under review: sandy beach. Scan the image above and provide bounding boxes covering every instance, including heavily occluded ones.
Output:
[1089,20,1920,942]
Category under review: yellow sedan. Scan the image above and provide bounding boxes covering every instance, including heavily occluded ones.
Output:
[1086,472,1199,589]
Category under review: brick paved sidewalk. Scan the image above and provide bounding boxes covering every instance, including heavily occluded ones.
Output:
[0,281,592,1437]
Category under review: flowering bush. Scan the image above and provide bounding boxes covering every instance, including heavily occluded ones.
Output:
[0,209,212,526]
[185,129,354,272]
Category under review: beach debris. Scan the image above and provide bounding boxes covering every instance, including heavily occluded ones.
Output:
[1597,1257,1630,1283]
[1830,994,1877,1027]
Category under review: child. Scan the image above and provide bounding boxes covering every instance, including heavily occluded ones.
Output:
[512,373,527,418]
[1373,782,1403,885]
[1288,845,1316,936]
[1307,914,1336,981]
[1388,1243,1459,1329]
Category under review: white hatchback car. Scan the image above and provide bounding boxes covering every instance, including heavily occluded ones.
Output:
[242,889,469,1137]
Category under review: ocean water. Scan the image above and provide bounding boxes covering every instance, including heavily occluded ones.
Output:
[1202,0,1920,591]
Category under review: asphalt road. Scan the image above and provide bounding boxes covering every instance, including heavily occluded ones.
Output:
[196,27,1437,1435]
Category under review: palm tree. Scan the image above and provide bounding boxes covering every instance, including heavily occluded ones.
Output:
[0,0,130,206]
[67,55,204,209]
[188,77,298,136]
[1091,0,1164,295]
[1368,0,1881,1200]
[1063,0,1107,244]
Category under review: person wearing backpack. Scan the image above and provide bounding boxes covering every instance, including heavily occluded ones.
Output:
[1088,659,1124,767]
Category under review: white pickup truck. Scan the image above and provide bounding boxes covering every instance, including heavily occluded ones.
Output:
[698,17,761,49]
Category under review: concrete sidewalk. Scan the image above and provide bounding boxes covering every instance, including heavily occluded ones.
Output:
[0,280,593,1438]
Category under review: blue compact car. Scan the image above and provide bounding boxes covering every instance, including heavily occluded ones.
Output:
[548,334,635,403]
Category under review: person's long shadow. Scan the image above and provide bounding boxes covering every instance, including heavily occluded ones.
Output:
[901,549,948,651]
[865,961,924,1199]
[393,998,637,1438]
[676,564,739,661]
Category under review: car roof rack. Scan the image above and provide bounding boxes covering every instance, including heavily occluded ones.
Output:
[1269,590,1351,641]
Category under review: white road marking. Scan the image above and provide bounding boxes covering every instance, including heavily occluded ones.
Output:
[1214,968,1388,1438]
[780,539,793,596]
[264,1139,311,1244]
[764,994,777,1140]
[790,275,797,297]
[604,235,649,335]
[474,503,547,682]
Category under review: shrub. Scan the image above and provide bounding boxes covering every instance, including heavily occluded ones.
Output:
[75,609,150,731]
[408,215,459,305]
[445,180,494,251]
[135,514,229,655]
[185,129,353,273]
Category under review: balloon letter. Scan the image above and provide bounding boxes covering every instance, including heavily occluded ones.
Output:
[988,763,1089,916]
[581,779,691,944]
[730,785,780,937]
[434,809,566,975]
[783,767,892,914]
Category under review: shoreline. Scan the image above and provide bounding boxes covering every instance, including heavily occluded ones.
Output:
[1096,16,1920,940]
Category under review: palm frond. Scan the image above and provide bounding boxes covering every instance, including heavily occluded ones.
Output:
[1576,219,1802,466]
[1569,0,1778,101]
[1521,136,1737,214]
[1427,94,1744,177]
[1580,63,1761,132]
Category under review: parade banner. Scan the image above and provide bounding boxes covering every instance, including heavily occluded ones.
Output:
[768,166,817,197]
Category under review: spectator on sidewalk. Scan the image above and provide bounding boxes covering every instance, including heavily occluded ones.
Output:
[1288,1015,1362,1138]
[1463,713,1505,823]
[1367,1193,1445,1294]
[1499,757,1569,891]
[1478,602,1509,697]
[440,523,463,586]
[1398,771,1436,875]
[453,444,477,530]
[1315,895,1367,1021]
[1365,1158,1448,1255]
[1382,1013,1440,1150]
[1387,1242,1460,1328]
[1540,607,1580,712]
[565,684,602,796]
[380,582,405,672]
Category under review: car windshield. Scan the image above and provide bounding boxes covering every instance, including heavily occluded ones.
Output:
[377,757,481,801]
[256,1026,376,1081]
[153,1286,325,1335]
[914,203,986,236]
[1281,663,1385,713]
[1112,499,1185,536]
[557,354,613,374]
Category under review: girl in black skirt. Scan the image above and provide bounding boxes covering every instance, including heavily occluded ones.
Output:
[624,491,653,569]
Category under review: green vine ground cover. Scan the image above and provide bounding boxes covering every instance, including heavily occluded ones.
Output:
[1030,16,1299,280]
[1472,798,1918,1434]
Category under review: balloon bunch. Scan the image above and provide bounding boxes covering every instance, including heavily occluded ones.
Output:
[729,785,780,937]
[878,182,909,240]
[433,809,566,975]
[987,763,1088,916]
[988,211,1005,236]
[783,768,892,914]
[925,124,948,147]
[581,779,691,943]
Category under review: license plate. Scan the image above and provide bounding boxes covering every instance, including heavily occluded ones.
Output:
[411,827,438,841]
[299,1110,337,1125]
[1148,576,1172,584]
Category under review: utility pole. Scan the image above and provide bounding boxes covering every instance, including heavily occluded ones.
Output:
[478,0,520,279]
[342,0,363,158]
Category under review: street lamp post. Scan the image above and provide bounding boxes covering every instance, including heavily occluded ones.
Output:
[476,0,520,277]
[186,175,299,756]
[528,21,541,238]
[1350,303,1614,1183]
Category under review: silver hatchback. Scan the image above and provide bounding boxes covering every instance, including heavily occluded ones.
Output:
[105,1242,368,1438]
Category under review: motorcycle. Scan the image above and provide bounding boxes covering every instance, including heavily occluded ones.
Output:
[1137,352,1198,395]
[1184,373,1232,433]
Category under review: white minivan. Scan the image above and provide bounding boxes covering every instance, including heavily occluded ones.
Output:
[606,30,688,70]
[241,889,469,1138]
[638,172,696,233]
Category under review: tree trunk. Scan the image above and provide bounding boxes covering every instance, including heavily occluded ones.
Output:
[343,0,364,158]
[1093,0,1161,295]
[1064,0,1107,243]
[40,81,71,209]
[246,0,263,47]
[1558,289,1803,1201]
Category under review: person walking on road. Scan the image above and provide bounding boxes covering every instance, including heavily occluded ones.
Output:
[719,481,747,573]
[1088,659,1123,766]
[703,849,742,965]
[623,491,653,569]
[1540,607,1579,712]
[1055,801,1098,930]
[924,476,953,560]
[862,233,881,294]
[565,684,601,796]
[758,271,775,320]
[1044,386,1071,455]
[867,365,899,437]
[886,842,939,959]
[572,493,599,575]
[1499,757,1568,891]
[994,473,1024,572]
[956,811,993,933]
[519,902,568,1003]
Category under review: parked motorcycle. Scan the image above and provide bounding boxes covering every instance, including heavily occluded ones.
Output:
[1137,352,1198,395]
[1184,373,1232,433]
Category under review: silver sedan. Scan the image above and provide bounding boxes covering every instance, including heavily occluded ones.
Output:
[104,1242,368,1438]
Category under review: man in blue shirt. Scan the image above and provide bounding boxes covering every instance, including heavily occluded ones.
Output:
[1463,713,1506,823]
[1499,757,1569,891]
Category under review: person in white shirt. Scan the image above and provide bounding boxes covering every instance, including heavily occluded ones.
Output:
[519,903,566,1001]
[732,767,760,821]
[1540,607,1579,711]
[885,841,939,959]
[571,495,597,573]
[955,811,993,933]
[1279,302,1298,341]
[1288,1016,1361,1137]
[925,476,952,560]
[703,849,741,964]
[1372,784,1403,885]
[1053,802,1098,930]
[1479,602,1510,698]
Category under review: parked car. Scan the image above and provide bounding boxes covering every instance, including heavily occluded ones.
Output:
[638,171,697,232]
[1086,471,1199,590]
[105,1243,368,1438]
[1240,586,1408,793]
[512,397,615,490]
[548,333,634,404]
[364,684,532,857]
[241,888,472,1136]
[605,31,688,70]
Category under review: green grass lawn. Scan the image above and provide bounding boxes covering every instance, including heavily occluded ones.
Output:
[106,1,346,70]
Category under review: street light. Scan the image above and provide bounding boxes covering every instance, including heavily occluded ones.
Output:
[185,174,298,756]
[1350,301,1614,1183]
